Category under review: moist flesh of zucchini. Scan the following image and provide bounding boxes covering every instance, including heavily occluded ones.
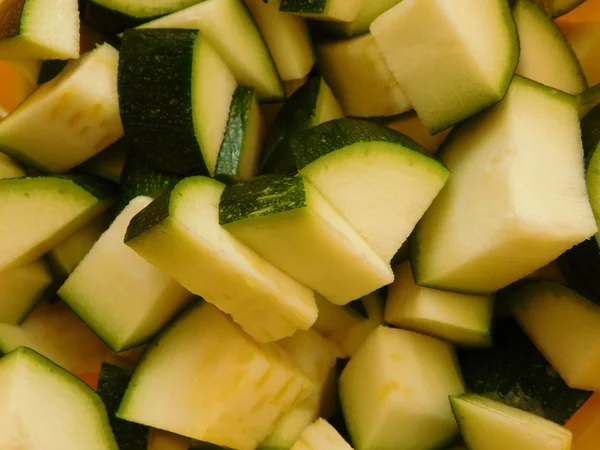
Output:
[289,419,352,450]
[0,175,115,272]
[580,103,600,243]
[220,174,393,305]
[317,33,411,118]
[412,76,597,294]
[215,86,264,183]
[118,29,236,176]
[0,152,25,179]
[81,139,129,184]
[371,0,519,133]
[291,118,449,263]
[0,0,79,60]
[279,0,362,22]
[514,0,586,95]
[450,394,572,450]
[125,176,318,343]
[261,76,343,174]
[246,0,315,81]
[385,261,494,347]
[0,347,118,449]
[118,302,312,450]
[0,44,123,173]
[511,281,600,391]
[319,0,403,37]
[339,326,465,450]
[379,112,452,154]
[58,196,194,352]
[138,0,284,101]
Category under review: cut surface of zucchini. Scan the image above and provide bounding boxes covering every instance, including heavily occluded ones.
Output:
[380,112,451,154]
[290,419,353,450]
[320,0,403,36]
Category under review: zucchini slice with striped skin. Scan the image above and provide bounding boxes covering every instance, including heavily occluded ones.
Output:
[279,0,362,22]
[118,28,237,176]
[0,0,79,60]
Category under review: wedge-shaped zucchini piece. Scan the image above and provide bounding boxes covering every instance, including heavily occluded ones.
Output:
[0,175,115,271]
[512,281,600,391]
[215,86,264,183]
[385,261,494,347]
[119,29,236,176]
[413,77,597,294]
[451,394,572,450]
[125,176,317,343]
[81,140,129,183]
[221,174,393,305]
[582,104,600,243]
[371,0,518,133]
[261,76,343,174]
[279,0,361,22]
[0,0,79,60]
[578,85,600,119]
[0,44,122,173]
[59,196,193,352]
[340,326,465,450]
[319,0,402,37]
[380,112,451,155]
[514,0,586,95]
[0,152,25,178]
[291,118,449,263]
[118,302,312,450]
[0,347,118,449]
[0,60,39,118]
[246,0,314,81]
[290,419,353,450]
[138,0,284,101]
[317,33,411,118]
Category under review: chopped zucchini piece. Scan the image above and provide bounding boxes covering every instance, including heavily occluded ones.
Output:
[379,112,451,154]
[317,33,411,117]
[138,0,284,101]
[81,140,129,183]
[371,0,518,133]
[220,174,393,305]
[125,176,317,343]
[512,281,600,391]
[291,118,449,263]
[118,29,236,176]
[0,44,123,173]
[413,77,597,294]
[320,0,402,36]
[0,60,39,118]
[0,347,118,449]
[0,0,79,60]
[582,104,600,244]
[118,302,312,450]
[58,196,193,352]
[451,394,572,450]
[0,152,25,178]
[577,84,600,119]
[215,86,264,183]
[246,0,315,81]
[279,0,361,22]
[0,175,115,271]
[290,419,353,450]
[340,326,465,450]
[514,0,586,95]
[385,261,494,347]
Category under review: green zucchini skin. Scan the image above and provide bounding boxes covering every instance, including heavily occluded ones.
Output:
[85,1,162,34]
[458,319,591,425]
[97,363,149,450]
[0,0,24,40]
[279,0,327,14]
[118,29,209,176]
[124,188,173,243]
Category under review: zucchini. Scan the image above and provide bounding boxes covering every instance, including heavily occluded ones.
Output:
[0,152,25,178]
[220,173,393,305]
[450,394,572,450]
[0,59,39,118]
[512,281,600,391]
[261,76,343,174]
[379,112,451,155]
[291,118,449,263]
[279,0,361,22]
[412,77,597,294]
[246,0,315,81]
[458,319,592,425]
[578,84,600,118]
[125,176,318,343]
[581,103,600,243]
[0,0,79,60]
[317,33,411,118]
[0,43,123,173]
[118,302,312,450]
[58,196,193,352]
[0,347,118,449]
[138,0,284,101]
[339,326,465,450]
[289,419,352,450]
[118,29,236,176]
[318,0,403,37]
[0,175,115,272]
[81,139,129,183]
[385,261,494,347]
[371,0,519,133]
[514,0,586,95]
[215,86,264,183]
[97,363,149,450]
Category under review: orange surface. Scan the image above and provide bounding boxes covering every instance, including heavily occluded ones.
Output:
[558,0,600,22]
[0,60,36,119]
[566,392,600,450]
